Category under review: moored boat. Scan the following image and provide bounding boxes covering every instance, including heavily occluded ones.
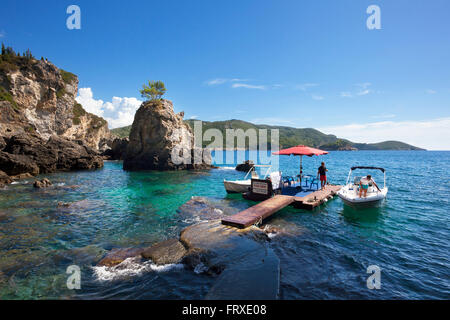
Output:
[223,165,272,193]
[337,166,388,207]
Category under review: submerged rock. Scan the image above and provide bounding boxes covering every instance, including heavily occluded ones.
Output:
[123,99,212,171]
[177,197,225,221]
[97,248,144,267]
[33,178,52,188]
[179,220,270,274]
[205,248,280,300]
[141,238,187,265]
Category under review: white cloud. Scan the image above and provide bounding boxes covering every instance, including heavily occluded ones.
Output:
[312,94,324,100]
[206,78,228,86]
[341,91,353,98]
[76,88,105,116]
[231,83,266,90]
[76,88,143,129]
[341,83,373,98]
[319,117,450,150]
[357,89,371,96]
[0,30,5,38]
[295,83,319,91]
[371,114,396,119]
[426,89,437,94]
[205,78,247,86]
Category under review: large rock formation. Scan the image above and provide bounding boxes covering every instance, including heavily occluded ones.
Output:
[0,133,103,180]
[0,49,107,186]
[123,99,212,171]
[0,54,112,150]
[102,137,129,160]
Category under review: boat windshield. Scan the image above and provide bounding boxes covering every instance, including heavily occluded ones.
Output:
[244,165,272,180]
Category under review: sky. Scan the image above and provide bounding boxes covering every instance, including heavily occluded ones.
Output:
[1,0,449,149]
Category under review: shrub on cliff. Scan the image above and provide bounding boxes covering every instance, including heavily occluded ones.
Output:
[139,80,166,101]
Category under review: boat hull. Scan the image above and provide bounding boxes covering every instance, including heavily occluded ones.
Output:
[337,186,388,208]
[223,179,251,194]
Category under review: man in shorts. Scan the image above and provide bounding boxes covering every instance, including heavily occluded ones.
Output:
[317,162,328,190]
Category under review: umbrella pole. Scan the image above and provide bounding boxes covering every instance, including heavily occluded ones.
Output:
[299,155,303,186]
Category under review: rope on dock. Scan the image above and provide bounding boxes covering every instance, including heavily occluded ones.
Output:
[253,216,263,227]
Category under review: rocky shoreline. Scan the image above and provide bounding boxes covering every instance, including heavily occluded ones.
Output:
[92,196,282,299]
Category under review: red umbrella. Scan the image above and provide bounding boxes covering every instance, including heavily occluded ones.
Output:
[273,145,328,185]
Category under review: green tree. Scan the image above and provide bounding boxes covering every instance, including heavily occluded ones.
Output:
[139,80,166,101]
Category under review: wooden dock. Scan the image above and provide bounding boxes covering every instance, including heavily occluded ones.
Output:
[222,185,342,229]
[293,185,342,210]
[222,195,295,228]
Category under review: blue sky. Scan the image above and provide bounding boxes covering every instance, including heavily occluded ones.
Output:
[1,0,449,149]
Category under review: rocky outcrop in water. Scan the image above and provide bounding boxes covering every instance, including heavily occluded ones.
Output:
[141,238,187,265]
[0,170,12,188]
[102,137,129,160]
[0,132,103,183]
[123,100,212,171]
[33,178,52,188]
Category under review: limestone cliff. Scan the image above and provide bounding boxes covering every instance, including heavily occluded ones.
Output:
[0,52,111,150]
[0,47,106,186]
[123,99,212,171]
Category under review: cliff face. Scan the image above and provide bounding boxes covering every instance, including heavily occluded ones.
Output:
[0,56,111,150]
[0,49,107,187]
[123,99,212,171]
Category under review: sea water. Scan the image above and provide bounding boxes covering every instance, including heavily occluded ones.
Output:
[0,151,448,299]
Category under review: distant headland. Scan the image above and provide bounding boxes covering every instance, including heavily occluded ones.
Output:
[112,119,425,151]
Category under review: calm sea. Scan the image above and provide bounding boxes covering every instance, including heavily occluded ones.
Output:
[0,151,448,299]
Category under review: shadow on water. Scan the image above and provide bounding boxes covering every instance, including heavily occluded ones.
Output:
[339,201,385,225]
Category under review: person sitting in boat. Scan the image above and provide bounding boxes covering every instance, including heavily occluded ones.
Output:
[317,162,328,190]
[359,175,380,197]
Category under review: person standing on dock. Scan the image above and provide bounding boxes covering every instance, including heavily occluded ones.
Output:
[317,162,328,190]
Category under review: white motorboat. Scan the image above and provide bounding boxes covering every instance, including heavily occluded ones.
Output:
[224,165,272,194]
[337,166,388,207]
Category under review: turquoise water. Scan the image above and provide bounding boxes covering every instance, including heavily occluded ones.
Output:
[0,151,449,299]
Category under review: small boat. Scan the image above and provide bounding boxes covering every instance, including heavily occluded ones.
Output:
[223,165,272,194]
[337,166,388,207]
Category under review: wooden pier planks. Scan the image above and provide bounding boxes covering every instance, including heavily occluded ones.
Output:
[294,185,342,210]
[221,195,295,228]
[222,185,342,229]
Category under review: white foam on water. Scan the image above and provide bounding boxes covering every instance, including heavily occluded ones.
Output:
[91,257,184,282]
[10,181,19,185]
[216,166,235,170]
[194,263,208,274]
[267,232,278,239]
[55,182,66,187]
[182,216,203,224]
